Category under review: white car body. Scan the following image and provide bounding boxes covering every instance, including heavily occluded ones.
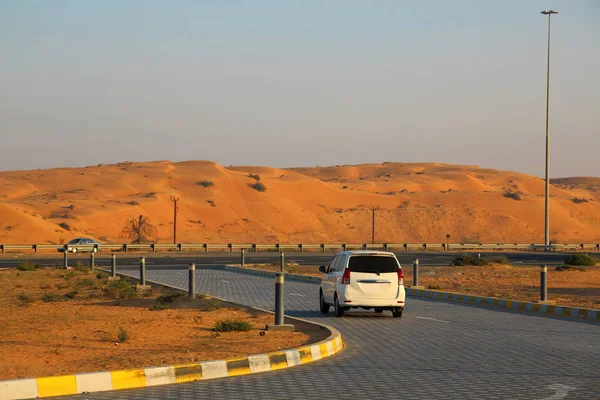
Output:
[319,250,405,317]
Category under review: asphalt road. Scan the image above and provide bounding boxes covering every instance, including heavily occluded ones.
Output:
[1,251,596,270]
[52,267,600,400]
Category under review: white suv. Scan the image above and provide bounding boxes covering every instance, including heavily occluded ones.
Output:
[319,251,405,318]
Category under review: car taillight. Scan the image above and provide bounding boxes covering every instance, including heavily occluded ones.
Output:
[397,269,404,285]
[341,268,351,284]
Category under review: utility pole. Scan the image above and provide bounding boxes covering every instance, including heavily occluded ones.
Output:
[170,197,179,244]
[370,207,378,244]
[541,9,559,251]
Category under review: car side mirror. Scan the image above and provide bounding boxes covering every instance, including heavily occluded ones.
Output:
[319,265,326,273]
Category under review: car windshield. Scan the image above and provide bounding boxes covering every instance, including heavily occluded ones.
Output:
[67,239,80,244]
[348,255,399,274]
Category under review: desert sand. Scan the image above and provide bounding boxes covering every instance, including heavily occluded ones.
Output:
[0,160,599,244]
[0,267,312,380]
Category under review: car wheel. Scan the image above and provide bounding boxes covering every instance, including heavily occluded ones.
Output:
[392,307,403,318]
[334,294,345,317]
[319,290,330,314]
[92,248,98,253]
[71,248,77,254]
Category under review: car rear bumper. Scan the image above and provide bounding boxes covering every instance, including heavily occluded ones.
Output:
[337,294,405,307]
[337,285,406,307]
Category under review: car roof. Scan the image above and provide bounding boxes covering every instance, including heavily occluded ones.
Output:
[338,250,396,256]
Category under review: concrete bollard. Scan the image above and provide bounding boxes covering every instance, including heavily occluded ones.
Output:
[188,263,196,299]
[140,257,146,286]
[265,273,294,331]
[540,265,547,302]
[136,257,151,292]
[275,272,284,325]
[413,258,419,287]
[90,252,95,271]
[111,254,116,277]
[280,252,285,272]
[63,249,68,269]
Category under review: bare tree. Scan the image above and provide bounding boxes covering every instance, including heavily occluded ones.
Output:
[122,215,157,244]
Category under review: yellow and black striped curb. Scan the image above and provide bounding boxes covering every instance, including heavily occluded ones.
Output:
[225,265,600,322]
[0,274,343,400]
[406,287,600,321]
[0,330,342,400]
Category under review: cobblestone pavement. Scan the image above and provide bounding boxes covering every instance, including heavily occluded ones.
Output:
[56,268,599,400]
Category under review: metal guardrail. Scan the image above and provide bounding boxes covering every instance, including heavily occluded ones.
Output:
[0,242,599,254]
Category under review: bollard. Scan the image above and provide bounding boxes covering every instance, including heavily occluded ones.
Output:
[63,249,68,269]
[90,252,95,271]
[413,258,419,287]
[540,265,547,302]
[111,254,116,277]
[188,263,196,299]
[265,273,294,331]
[275,272,284,325]
[280,252,285,272]
[241,249,245,267]
[140,257,146,286]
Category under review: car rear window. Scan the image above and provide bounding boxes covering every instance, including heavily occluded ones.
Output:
[348,255,399,273]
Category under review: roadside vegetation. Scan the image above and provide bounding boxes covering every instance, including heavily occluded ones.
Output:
[564,254,597,266]
[121,214,158,243]
[214,319,252,332]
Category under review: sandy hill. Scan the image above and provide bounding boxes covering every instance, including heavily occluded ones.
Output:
[0,161,599,244]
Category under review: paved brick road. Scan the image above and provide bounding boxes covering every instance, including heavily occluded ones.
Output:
[55,268,599,400]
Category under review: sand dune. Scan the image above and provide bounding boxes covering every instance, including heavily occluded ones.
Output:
[0,161,598,244]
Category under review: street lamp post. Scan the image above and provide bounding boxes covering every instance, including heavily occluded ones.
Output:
[541,10,558,250]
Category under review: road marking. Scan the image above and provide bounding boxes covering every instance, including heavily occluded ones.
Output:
[212,260,233,263]
[540,384,575,400]
[219,280,230,284]
[289,293,304,297]
[416,316,449,323]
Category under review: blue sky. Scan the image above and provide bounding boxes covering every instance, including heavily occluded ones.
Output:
[1,1,598,177]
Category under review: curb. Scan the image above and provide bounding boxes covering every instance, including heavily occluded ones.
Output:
[406,287,599,321]
[0,276,343,400]
[225,265,321,283]
[224,265,600,322]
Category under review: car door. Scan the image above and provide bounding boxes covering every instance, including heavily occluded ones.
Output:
[332,254,347,294]
[323,255,340,304]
